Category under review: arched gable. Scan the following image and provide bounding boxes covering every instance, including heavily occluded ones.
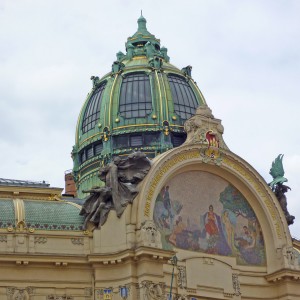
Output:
[133,144,292,273]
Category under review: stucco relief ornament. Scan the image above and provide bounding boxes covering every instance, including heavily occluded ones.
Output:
[232,274,241,296]
[184,104,227,165]
[80,152,151,230]
[282,246,299,269]
[177,266,187,289]
[139,220,162,248]
[7,287,33,300]
[140,281,165,300]
[0,235,7,242]
[47,296,73,300]
[268,154,295,225]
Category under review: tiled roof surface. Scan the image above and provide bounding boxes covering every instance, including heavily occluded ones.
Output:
[0,178,50,187]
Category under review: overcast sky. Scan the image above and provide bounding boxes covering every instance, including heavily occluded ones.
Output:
[0,0,299,237]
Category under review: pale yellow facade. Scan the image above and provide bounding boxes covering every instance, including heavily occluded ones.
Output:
[1,106,300,300]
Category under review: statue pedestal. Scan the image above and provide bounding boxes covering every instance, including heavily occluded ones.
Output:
[93,210,127,254]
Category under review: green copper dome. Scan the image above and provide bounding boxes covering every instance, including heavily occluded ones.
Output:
[72,15,206,198]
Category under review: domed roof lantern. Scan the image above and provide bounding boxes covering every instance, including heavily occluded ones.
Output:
[125,13,161,54]
[137,12,147,32]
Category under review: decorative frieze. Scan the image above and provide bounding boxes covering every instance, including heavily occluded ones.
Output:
[34,237,47,244]
[139,281,165,300]
[0,235,7,243]
[177,266,187,289]
[7,287,34,300]
[71,238,84,245]
[47,295,73,300]
[232,274,241,296]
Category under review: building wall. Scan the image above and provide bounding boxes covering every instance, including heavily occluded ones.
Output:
[1,119,300,299]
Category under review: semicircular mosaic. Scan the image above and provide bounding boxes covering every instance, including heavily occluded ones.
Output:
[153,171,266,265]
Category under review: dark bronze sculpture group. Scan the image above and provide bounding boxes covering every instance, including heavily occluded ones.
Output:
[269,154,295,225]
[80,152,151,230]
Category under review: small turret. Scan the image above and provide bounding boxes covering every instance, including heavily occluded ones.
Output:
[125,14,161,59]
[137,13,147,32]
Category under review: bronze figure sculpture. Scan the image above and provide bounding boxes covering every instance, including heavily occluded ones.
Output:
[269,154,295,225]
[80,152,151,230]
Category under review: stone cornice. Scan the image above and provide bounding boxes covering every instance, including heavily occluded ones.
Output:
[88,247,174,265]
[266,269,300,282]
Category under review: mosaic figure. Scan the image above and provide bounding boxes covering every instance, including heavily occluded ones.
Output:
[153,171,266,266]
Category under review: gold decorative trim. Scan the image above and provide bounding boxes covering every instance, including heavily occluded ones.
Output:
[7,226,14,232]
[108,73,119,126]
[155,70,163,121]
[144,150,200,217]
[160,72,169,117]
[79,160,100,173]
[66,201,82,210]
[79,133,102,147]
[13,199,25,225]
[113,123,159,130]
[169,125,184,128]
[190,79,207,105]
[132,55,147,60]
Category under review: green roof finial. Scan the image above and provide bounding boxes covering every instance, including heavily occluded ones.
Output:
[125,14,161,57]
[137,12,147,32]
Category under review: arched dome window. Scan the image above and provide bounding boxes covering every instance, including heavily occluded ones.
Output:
[82,82,106,134]
[119,73,152,118]
[168,74,198,120]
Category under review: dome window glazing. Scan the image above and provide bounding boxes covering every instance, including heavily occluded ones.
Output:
[82,82,106,134]
[113,132,159,149]
[79,141,103,164]
[171,132,187,147]
[168,75,198,120]
[119,73,152,118]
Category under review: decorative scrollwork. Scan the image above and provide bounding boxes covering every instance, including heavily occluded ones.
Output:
[140,281,165,300]
[7,287,34,300]
[232,274,241,296]
[0,235,7,243]
[71,238,84,245]
[34,237,47,244]
[177,266,187,289]
[47,295,73,300]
